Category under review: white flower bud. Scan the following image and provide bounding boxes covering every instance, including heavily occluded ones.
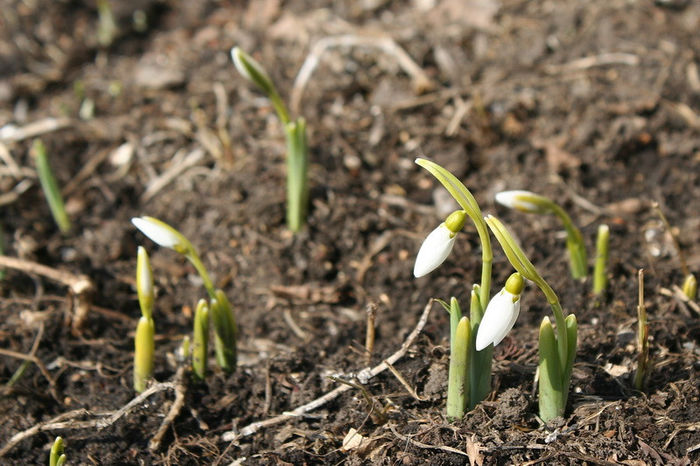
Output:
[131,216,183,250]
[495,190,549,214]
[413,223,456,278]
[475,273,524,351]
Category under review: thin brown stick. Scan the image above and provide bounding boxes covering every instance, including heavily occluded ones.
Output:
[0,346,55,387]
[149,366,187,451]
[384,359,424,401]
[0,380,178,457]
[222,299,433,442]
[291,34,433,115]
[364,302,377,365]
[0,255,93,333]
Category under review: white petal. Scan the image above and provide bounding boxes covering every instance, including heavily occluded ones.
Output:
[230,47,253,82]
[131,217,181,249]
[413,224,456,278]
[475,289,520,351]
[495,190,544,213]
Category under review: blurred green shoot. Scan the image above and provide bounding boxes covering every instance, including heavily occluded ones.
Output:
[50,436,66,466]
[192,299,209,379]
[0,225,5,280]
[634,269,650,391]
[231,47,308,232]
[652,202,696,300]
[134,246,155,392]
[486,215,577,422]
[593,224,610,295]
[495,190,587,279]
[96,0,118,47]
[682,274,697,301]
[32,140,71,234]
[414,158,494,411]
[131,216,237,372]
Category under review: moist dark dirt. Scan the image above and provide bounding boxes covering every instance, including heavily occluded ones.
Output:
[1,0,699,464]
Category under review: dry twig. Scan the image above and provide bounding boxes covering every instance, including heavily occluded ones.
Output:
[291,34,433,115]
[222,299,434,442]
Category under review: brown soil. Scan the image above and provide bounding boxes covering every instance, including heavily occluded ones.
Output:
[1,1,699,464]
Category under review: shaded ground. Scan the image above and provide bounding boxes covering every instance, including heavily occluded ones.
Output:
[1,0,699,464]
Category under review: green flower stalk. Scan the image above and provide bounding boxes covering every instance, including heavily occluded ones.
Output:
[485,215,577,422]
[134,246,155,392]
[413,158,493,409]
[192,299,209,380]
[33,140,71,234]
[495,190,587,279]
[50,436,66,466]
[210,289,238,373]
[593,224,610,295]
[131,216,237,372]
[231,47,308,232]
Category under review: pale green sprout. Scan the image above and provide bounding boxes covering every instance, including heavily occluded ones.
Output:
[134,246,155,392]
[96,0,118,47]
[192,299,209,380]
[593,224,610,295]
[485,215,577,422]
[682,274,697,301]
[495,190,587,279]
[231,47,308,232]
[33,140,71,234]
[49,436,66,466]
[131,216,238,372]
[413,158,493,414]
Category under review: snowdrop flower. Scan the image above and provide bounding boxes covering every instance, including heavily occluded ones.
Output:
[413,210,466,278]
[495,190,550,214]
[131,216,187,252]
[475,273,524,351]
[231,47,276,98]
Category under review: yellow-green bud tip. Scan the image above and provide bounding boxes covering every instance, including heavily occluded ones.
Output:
[445,210,467,235]
[682,273,697,300]
[505,272,524,296]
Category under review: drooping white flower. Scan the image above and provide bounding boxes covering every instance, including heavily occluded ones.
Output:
[230,47,274,95]
[495,190,549,214]
[131,216,184,250]
[413,210,466,278]
[475,273,524,351]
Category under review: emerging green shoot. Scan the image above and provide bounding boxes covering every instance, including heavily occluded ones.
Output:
[231,47,309,232]
[446,316,470,419]
[49,436,66,466]
[192,299,209,380]
[593,224,610,295]
[485,215,577,422]
[96,0,118,47]
[134,246,155,392]
[682,274,697,301]
[495,190,587,279]
[132,216,238,373]
[413,158,494,409]
[32,140,71,234]
[634,269,649,391]
[210,289,238,373]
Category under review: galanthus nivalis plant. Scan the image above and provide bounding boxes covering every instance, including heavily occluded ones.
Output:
[231,47,308,232]
[413,158,494,418]
[485,215,577,422]
[495,190,587,280]
[132,216,238,373]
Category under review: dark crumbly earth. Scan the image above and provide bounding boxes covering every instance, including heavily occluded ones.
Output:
[1,1,699,464]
